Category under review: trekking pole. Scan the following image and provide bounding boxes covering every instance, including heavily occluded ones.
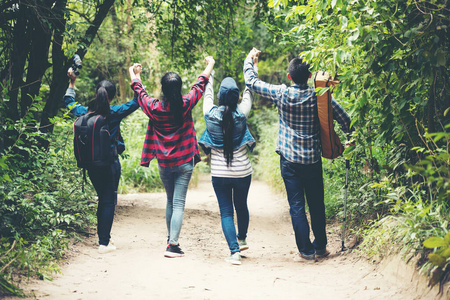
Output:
[341,135,350,251]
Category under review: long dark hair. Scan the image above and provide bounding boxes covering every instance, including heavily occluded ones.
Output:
[161,72,183,125]
[88,80,116,117]
[218,77,239,167]
[222,105,237,166]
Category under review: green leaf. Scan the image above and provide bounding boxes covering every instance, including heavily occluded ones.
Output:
[2,174,12,182]
[331,0,337,8]
[441,247,450,259]
[436,48,446,66]
[341,16,348,30]
[444,232,450,245]
[428,253,446,268]
[444,107,450,117]
[424,237,446,248]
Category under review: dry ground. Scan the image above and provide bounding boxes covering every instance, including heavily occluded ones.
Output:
[7,174,446,300]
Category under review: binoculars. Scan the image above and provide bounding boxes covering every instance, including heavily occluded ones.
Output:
[71,54,82,76]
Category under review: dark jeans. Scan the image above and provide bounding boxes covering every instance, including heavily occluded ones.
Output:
[212,175,251,254]
[87,158,120,246]
[280,155,326,256]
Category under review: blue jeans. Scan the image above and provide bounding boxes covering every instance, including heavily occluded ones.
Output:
[158,160,194,245]
[87,158,121,246]
[280,155,326,256]
[212,175,251,254]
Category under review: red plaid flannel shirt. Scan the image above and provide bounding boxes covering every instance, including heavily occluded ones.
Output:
[131,74,209,167]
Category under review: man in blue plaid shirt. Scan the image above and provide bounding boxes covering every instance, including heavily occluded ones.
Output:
[244,48,352,261]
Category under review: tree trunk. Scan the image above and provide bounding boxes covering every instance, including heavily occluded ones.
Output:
[40,0,68,134]
[20,9,52,118]
[8,3,31,122]
[40,0,115,132]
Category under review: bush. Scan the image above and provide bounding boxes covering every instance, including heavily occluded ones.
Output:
[0,120,96,296]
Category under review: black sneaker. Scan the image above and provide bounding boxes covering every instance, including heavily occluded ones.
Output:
[316,248,330,258]
[164,244,184,258]
[294,252,316,263]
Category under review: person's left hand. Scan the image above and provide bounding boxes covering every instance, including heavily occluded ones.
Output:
[253,49,261,65]
[129,63,142,80]
[133,63,143,75]
[205,56,215,66]
[67,67,77,82]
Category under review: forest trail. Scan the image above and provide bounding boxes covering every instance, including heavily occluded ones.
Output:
[10,175,440,300]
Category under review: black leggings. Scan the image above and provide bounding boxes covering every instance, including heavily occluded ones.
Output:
[87,159,121,246]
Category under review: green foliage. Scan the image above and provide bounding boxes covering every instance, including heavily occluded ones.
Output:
[249,107,285,193]
[408,128,450,206]
[423,233,450,290]
[118,112,164,193]
[357,169,449,267]
[0,100,96,295]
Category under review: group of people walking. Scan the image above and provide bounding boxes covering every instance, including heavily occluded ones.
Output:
[64,47,352,265]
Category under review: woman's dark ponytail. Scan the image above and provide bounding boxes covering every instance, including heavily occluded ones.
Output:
[88,80,116,117]
[222,104,236,167]
[161,72,183,125]
[218,77,240,167]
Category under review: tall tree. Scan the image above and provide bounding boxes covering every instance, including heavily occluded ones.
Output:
[0,0,115,152]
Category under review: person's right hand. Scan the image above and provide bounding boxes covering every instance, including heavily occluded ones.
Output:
[247,47,261,60]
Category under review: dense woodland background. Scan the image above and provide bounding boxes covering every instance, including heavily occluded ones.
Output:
[0,0,449,296]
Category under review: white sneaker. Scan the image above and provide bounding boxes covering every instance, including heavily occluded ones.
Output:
[98,244,116,254]
[225,252,241,265]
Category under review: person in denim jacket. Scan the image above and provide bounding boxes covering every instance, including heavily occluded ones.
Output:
[65,68,140,254]
[199,61,257,265]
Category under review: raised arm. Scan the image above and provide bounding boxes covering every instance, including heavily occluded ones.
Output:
[238,52,259,118]
[64,68,88,116]
[129,63,158,119]
[239,87,253,118]
[183,56,215,110]
[202,56,215,78]
[203,71,215,115]
[243,48,284,104]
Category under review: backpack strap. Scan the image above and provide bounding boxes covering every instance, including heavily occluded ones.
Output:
[82,168,87,193]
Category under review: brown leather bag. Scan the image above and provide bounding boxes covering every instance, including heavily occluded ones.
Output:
[314,71,344,159]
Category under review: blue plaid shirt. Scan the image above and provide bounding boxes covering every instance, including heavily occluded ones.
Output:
[243,57,352,164]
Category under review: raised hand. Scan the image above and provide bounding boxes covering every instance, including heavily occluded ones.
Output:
[205,56,215,66]
[203,56,215,77]
[247,47,261,61]
[67,67,77,88]
[129,63,142,80]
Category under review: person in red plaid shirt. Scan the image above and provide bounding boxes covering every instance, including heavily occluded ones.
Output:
[129,57,215,258]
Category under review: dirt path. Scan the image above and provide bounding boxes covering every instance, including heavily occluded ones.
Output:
[11,175,441,299]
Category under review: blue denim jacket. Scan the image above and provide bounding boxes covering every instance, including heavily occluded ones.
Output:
[199,106,255,155]
[198,75,255,155]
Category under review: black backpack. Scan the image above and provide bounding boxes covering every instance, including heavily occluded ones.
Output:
[73,113,117,169]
